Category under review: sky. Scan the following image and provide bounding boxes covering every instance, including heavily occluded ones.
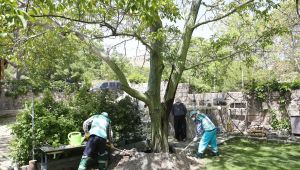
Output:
[103,21,214,58]
[103,1,216,58]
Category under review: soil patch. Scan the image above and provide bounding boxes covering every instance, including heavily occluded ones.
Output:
[108,149,204,170]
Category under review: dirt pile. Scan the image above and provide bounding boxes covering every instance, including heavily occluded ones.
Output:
[108,149,204,170]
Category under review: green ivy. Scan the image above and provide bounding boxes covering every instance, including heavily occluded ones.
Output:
[270,110,291,130]
[246,80,294,131]
[246,79,295,106]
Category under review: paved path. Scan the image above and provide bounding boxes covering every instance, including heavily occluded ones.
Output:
[0,114,16,170]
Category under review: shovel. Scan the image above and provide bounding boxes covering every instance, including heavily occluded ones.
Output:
[179,140,196,154]
[106,143,122,151]
[106,143,133,156]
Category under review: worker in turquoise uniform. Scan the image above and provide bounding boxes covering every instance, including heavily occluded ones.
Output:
[78,112,113,170]
[190,110,219,158]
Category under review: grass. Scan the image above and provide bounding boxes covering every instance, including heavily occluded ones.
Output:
[204,138,300,170]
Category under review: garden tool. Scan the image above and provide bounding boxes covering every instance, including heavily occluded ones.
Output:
[106,143,124,152]
[179,140,196,154]
[106,143,133,156]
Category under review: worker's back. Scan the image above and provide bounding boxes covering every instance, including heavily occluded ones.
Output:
[89,115,111,139]
[196,114,215,131]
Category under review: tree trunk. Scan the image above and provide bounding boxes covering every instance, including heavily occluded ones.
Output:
[149,105,169,152]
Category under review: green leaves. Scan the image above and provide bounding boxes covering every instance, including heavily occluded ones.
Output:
[17,14,27,28]
[10,90,78,164]
[270,110,291,130]
[0,0,28,29]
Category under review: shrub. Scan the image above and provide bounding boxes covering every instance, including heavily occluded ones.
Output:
[10,90,78,165]
[10,88,144,165]
[128,73,147,84]
[70,88,144,145]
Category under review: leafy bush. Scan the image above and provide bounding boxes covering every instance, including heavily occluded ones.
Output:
[70,88,144,145]
[2,79,46,98]
[4,79,34,98]
[50,80,79,93]
[112,96,144,144]
[10,90,78,165]
[128,73,147,84]
[189,83,212,93]
[10,88,144,165]
[246,80,293,131]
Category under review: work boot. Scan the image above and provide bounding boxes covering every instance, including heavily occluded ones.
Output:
[212,152,221,161]
[195,152,203,159]
[97,151,108,170]
[212,152,219,157]
[78,156,92,170]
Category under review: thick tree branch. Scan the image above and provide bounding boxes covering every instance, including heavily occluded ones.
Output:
[201,1,217,8]
[90,43,148,103]
[72,31,148,103]
[164,0,202,102]
[193,0,254,29]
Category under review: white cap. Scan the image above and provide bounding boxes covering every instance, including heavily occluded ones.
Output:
[101,112,109,117]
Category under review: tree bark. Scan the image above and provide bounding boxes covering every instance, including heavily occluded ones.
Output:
[149,105,169,152]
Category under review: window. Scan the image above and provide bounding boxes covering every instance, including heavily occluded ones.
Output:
[230,103,246,108]
[101,82,108,89]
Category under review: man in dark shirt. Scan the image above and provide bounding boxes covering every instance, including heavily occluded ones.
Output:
[171,98,187,141]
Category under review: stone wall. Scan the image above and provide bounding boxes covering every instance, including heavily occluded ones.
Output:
[130,83,300,138]
[0,92,66,114]
[288,90,300,116]
[0,92,25,111]
[1,84,300,138]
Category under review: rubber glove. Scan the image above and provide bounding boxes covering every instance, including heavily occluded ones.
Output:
[193,136,199,142]
[84,132,90,141]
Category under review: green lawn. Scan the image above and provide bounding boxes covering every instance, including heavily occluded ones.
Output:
[204,138,300,170]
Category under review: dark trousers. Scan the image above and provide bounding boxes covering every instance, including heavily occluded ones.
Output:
[83,135,106,158]
[79,135,108,170]
[174,115,186,141]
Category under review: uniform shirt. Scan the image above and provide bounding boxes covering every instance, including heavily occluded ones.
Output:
[195,113,216,135]
[83,114,112,140]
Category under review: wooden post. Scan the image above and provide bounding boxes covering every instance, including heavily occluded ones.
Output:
[0,59,5,80]
[28,160,37,170]
[0,59,2,93]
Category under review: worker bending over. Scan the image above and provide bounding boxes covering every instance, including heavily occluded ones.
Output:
[78,112,113,170]
[190,110,219,158]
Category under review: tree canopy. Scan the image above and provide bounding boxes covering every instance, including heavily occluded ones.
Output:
[2,0,298,152]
